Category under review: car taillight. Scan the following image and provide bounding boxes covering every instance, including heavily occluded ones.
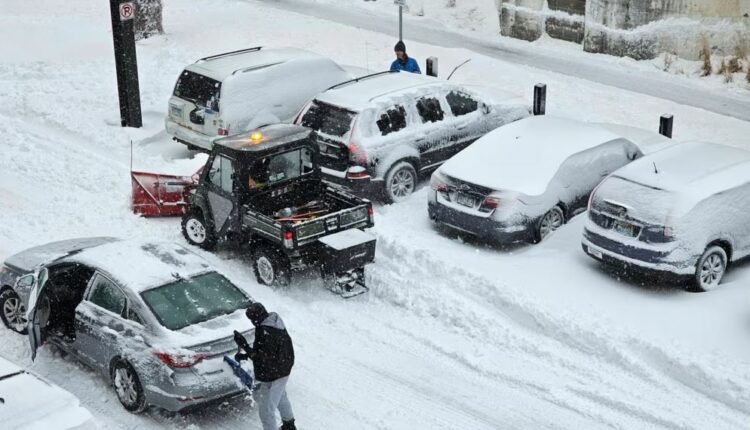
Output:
[347,141,367,165]
[155,351,207,368]
[218,128,229,136]
[346,166,370,180]
[482,197,501,209]
[430,175,448,192]
[283,230,294,249]
[367,204,374,223]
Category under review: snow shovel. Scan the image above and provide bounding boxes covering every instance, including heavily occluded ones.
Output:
[224,330,255,393]
[223,355,254,393]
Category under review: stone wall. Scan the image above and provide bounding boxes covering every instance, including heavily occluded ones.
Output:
[497,0,750,60]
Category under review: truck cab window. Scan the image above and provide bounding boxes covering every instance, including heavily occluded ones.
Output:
[208,156,235,193]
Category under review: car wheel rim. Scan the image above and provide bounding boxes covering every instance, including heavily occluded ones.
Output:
[539,209,563,239]
[699,253,725,289]
[390,169,415,200]
[257,256,275,284]
[3,296,26,332]
[114,367,138,406]
[186,218,206,244]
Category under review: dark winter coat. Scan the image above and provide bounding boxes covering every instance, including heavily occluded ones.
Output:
[390,57,421,74]
[249,313,295,382]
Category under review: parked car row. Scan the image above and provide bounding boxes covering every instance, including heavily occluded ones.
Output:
[163,46,750,293]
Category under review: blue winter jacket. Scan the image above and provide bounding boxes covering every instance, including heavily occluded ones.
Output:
[390,57,421,74]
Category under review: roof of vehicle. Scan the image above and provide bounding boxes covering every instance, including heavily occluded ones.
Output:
[314,71,450,111]
[594,123,674,155]
[4,237,119,273]
[214,124,314,157]
[0,357,94,429]
[62,240,214,293]
[185,47,337,82]
[439,116,644,195]
[611,141,750,197]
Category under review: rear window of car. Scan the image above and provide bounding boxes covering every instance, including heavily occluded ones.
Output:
[300,101,357,137]
[140,272,251,331]
[173,70,221,111]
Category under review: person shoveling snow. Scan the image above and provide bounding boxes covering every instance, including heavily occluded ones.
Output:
[234,302,297,430]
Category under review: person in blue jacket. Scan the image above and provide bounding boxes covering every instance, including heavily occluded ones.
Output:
[390,40,421,74]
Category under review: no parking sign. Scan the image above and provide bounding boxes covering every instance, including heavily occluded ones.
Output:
[119,2,135,21]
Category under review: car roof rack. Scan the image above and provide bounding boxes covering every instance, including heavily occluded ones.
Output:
[325,70,397,91]
[197,46,263,62]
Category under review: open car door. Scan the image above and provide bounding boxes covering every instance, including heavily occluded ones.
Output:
[24,267,49,361]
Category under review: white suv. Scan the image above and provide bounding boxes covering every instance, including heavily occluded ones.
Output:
[165,47,352,151]
[294,71,531,203]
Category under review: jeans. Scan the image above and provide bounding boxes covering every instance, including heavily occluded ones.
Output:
[255,377,294,430]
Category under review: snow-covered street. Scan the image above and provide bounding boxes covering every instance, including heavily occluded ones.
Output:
[1,0,750,429]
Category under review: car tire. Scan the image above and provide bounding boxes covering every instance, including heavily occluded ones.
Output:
[252,246,291,287]
[533,206,565,243]
[182,210,217,250]
[0,289,27,334]
[383,161,417,204]
[690,245,728,292]
[111,359,147,414]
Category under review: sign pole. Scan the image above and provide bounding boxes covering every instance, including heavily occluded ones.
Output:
[399,6,403,41]
[109,0,143,128]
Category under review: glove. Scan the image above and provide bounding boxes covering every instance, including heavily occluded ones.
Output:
[234,352,249,362]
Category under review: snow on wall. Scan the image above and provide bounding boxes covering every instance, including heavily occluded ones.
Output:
[584,0,750,60]
[498,0,750,60]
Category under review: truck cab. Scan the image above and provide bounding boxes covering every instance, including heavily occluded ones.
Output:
[181,124,375,297]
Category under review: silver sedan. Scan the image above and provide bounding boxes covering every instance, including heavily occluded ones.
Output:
[1,238,254,413]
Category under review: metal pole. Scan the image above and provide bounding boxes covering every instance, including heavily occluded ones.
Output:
[109,0,143,128]
[659,114,674,138]
[399,6,403,41]
[533,84,546,116]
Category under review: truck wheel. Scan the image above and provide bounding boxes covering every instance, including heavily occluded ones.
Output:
[182,211,217,250]
[0,289,27,334]
[690,246,727,292]
[384,161,417,204]
[253,247,291,286]
[111,359,146,413]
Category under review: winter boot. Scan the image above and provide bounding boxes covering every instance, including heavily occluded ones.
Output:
[280,419,297,430]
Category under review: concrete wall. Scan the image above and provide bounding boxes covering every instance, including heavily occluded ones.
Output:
[497,0,750,60]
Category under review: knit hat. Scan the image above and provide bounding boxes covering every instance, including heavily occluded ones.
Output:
[394,40,406,53]
[246,302,269,326]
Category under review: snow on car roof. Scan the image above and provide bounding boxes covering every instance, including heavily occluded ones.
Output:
[186,47,333,81]
[439,116,628,195]
[64,241,213,292]
[594,123,674,154]
[4,237,119,273]
[315,72,445,110]
[612,141,750,199]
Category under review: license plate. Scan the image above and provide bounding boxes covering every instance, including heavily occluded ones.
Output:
[613,221,636,237]
[588,246,603,259]
[455,192,475,207]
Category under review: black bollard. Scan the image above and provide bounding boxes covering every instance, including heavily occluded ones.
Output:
[533,84,546,116]
[659,114,673,138]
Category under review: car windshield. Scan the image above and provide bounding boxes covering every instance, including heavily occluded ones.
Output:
[300,101,356,137]
[173,70,221,110]
[140,272,250,330]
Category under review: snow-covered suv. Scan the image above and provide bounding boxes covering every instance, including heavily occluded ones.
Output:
[294,71,530,203]
[165,47,352,151]
[583,141,750,292]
